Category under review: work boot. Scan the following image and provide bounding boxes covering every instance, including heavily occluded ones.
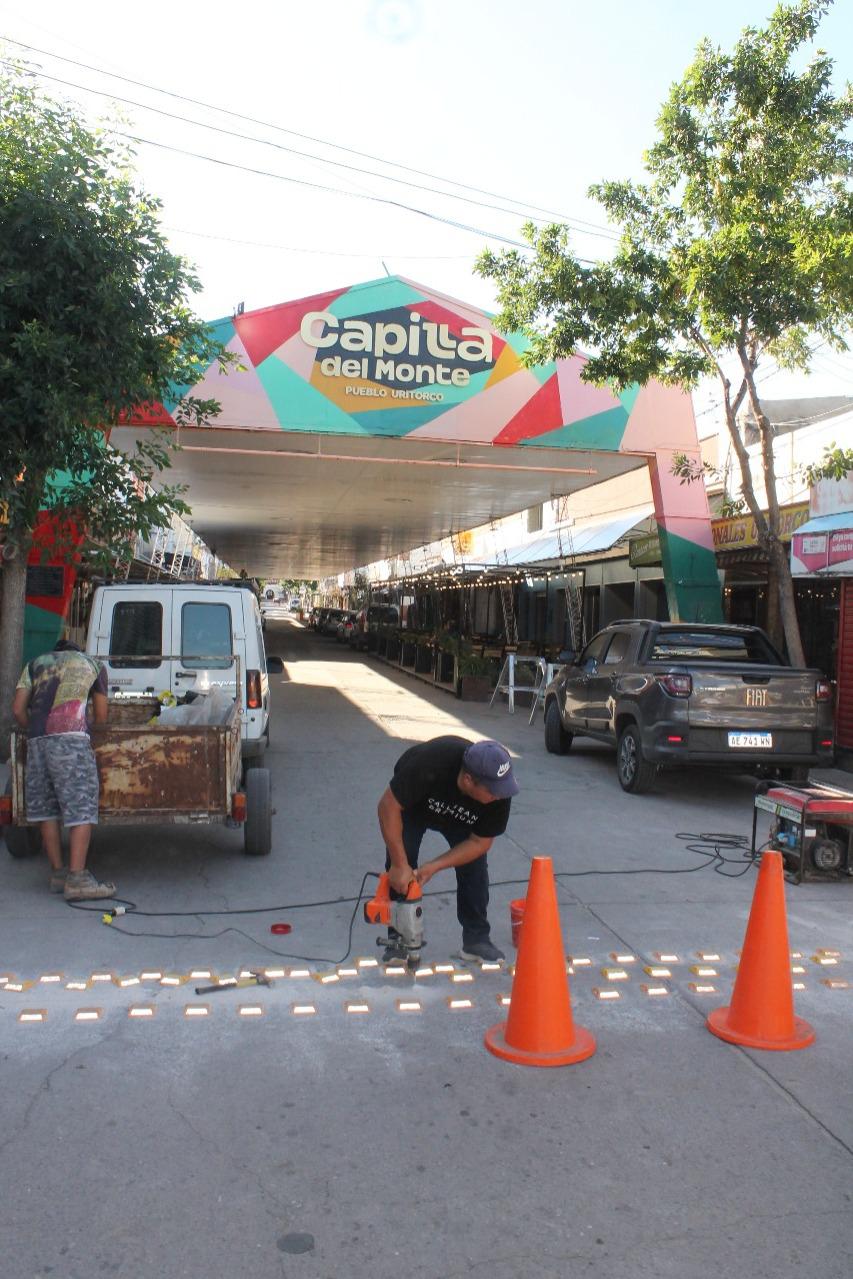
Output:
[49,867,68,894]
[63,870,117,901]
[460,938,505,964]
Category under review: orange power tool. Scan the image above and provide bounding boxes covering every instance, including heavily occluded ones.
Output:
[364,873,424,966]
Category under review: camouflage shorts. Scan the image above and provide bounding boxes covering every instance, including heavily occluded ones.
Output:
[25,735,100,826]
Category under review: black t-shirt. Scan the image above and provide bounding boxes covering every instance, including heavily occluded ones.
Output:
[389,735,511,839]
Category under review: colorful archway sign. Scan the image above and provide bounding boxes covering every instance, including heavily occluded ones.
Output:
[136,276,721,622]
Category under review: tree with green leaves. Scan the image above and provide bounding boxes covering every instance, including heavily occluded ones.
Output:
[478,0,852,665]
[0,61,231,756]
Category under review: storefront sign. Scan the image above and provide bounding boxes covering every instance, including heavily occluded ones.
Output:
[792,525,853,576]
[300,308,494,391]
[628,533,661,567]
[712,502,809,551]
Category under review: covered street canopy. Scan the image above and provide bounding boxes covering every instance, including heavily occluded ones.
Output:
[112,275,721,621]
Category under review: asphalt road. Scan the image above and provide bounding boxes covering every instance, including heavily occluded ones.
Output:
[1,615,851,1279]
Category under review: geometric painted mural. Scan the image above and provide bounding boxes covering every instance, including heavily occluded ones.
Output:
[131,276,722,621]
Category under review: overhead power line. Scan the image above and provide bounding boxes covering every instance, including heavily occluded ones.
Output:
[120,131,534,250]
[164,226,479,261]
[0,35,620,243]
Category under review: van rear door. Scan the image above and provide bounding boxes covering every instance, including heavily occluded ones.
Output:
[170,589,240,707]
[95,590,172,697]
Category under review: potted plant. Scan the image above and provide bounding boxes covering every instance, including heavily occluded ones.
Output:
[456,651,498,701]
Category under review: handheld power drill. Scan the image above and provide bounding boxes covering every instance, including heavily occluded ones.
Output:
[364,873,424,968]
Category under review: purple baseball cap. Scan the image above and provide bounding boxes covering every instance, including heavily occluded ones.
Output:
[462,740,519,799]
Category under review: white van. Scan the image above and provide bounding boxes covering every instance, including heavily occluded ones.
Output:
[86,583,283,765]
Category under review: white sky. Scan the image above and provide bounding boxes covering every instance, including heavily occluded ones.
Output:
[2,0,852,412]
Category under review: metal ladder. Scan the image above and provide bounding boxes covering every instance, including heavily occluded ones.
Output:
[145,527,168,581]
[490,520,517,646]
[556,517,585,651]
[168,522,193,579]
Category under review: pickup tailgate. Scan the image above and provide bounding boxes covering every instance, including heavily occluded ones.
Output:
[687,665,819,738]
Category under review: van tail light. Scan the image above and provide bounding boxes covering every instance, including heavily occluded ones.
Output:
[815,679,832,703]
[0,795,12,826]
[246,670,262,709]
[231,792,247,822]
[658,674,692,698]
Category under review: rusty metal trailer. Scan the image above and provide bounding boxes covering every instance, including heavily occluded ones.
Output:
[2,664,272,859]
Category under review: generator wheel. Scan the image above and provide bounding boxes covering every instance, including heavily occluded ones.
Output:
[244,768,272,856]
[544,701,572,755]
[617,724,656,794]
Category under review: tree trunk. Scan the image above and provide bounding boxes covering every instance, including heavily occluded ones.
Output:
[770,539,805,668]
[764,557,782,653]
[737,349,806,668]
[0,552,28,762]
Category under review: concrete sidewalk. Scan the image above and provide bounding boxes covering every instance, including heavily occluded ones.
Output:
[1,617,851,1279]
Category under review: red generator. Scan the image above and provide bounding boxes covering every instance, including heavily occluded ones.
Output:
[753,782,853,883]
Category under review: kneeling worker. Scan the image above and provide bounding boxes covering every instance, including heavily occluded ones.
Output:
[377,735,519,963]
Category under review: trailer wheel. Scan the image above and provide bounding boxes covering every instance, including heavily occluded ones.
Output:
[3,781,41,858]
[244,768,272,856]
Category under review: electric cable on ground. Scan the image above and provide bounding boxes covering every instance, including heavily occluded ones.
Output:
[64,833,760,964]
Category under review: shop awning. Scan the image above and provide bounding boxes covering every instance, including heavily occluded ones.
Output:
[791,511,853,576]
[502,505,655,567]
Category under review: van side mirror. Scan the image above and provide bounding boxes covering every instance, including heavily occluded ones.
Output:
[557,649,577,665]
[267,656,284,673]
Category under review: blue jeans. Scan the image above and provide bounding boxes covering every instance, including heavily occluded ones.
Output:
[386,811,490,946]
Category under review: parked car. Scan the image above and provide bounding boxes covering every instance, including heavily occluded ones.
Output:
[365,604,400,649]
[319,608,345,636]
[349,608,369,650]
[543,619,835,794]
[85,581,283,768]
[312,607,329,632]
[335,610,357,642]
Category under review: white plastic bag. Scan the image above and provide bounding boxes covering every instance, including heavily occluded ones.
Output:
[203,686,235,725]
[156,698,209,727]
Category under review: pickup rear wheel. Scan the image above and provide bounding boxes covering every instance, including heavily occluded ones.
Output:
[244,768,272,856]
[778,765,810,784]
[544,701,572,755]
[617,724,656,794]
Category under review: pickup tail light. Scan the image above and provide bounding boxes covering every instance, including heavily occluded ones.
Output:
[815,679,832,703]
[246,670,262,709]
[658,674,692,698]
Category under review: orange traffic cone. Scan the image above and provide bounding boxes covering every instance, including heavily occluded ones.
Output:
[485,857,596,1067]
[707,850,814,1051]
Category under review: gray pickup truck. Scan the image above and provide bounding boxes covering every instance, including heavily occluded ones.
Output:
[543,620,835,793]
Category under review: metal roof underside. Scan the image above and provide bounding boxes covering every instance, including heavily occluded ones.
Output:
[502,505,655,566]
[110,427,647,580]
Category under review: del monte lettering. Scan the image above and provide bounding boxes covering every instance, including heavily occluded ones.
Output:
[300,309,494,388]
